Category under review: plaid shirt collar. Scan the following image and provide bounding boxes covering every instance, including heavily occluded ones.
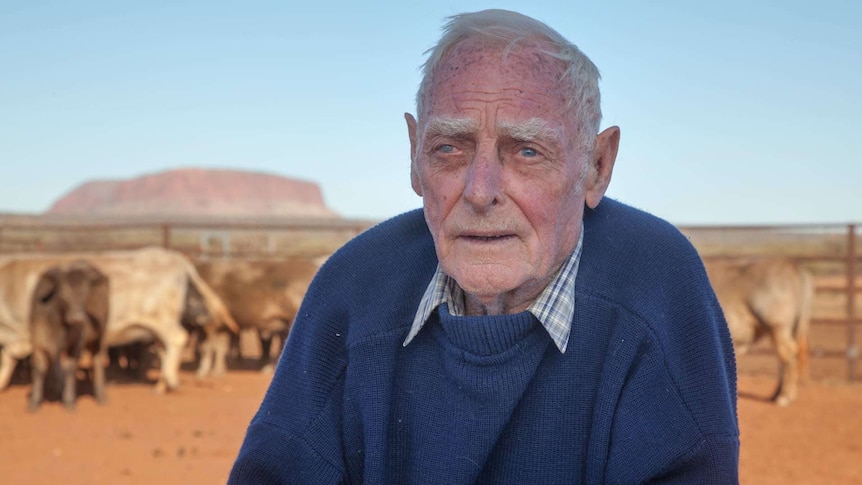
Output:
[404,226,583,353]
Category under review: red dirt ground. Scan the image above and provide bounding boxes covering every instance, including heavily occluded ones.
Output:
[1,359,861,484]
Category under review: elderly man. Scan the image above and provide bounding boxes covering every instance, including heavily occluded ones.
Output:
[229,9,739,484]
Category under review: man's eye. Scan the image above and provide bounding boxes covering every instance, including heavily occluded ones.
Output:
[437,144,456,154]
[519,147,538,157]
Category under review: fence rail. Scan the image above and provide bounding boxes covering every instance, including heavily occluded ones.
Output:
[0,214,376,260]
[2,215,860,380]
[679,223,860,381]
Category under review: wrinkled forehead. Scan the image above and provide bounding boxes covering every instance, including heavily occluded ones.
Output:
[422,37,570,117]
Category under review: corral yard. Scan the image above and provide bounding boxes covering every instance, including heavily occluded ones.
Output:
[0,162,857,485]
[735,366,862,485]
[0,349,860,484]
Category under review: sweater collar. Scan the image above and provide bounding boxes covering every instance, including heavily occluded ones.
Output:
[404,225,583,353]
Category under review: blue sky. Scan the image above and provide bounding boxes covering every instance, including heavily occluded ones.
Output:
[1,0,859,225]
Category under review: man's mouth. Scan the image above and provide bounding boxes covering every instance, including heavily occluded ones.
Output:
[465,234,513,242]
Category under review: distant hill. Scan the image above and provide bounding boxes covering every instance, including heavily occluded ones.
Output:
[47,168,339,218]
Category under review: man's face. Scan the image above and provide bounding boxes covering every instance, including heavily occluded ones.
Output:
[407,40,592,314]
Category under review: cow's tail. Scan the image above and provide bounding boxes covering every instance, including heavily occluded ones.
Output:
[795,268,814,384]
[183,262,240,335]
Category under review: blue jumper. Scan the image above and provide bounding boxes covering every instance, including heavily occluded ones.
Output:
[229,199,740,484]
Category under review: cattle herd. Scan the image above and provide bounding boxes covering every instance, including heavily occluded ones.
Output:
[0,246,321,411]
[0,246,814,410]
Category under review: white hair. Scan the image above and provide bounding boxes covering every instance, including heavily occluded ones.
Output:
[416,9,602,150]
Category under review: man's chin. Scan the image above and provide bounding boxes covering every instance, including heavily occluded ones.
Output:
[451,271,520,301]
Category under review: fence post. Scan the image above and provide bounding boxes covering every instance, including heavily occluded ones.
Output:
[848,225,858,381]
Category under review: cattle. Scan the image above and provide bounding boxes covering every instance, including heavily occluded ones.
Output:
[182,279,232,379]
[106,340,152,382]
[28,260,110,411]
[705,258,814,406]
[0,247,238,394]
[194,258,320,374]
[107,278,209,382]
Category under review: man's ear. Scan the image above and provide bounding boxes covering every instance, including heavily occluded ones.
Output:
[584,126,620,209]
[405,113,423,196]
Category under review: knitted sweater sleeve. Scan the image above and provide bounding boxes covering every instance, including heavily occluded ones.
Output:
[227,210,434,484]
[598,306,740,485]
[228,257,352,484]
[581,199,739,484]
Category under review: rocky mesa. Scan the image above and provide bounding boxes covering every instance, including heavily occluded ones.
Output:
[47,168,338,218]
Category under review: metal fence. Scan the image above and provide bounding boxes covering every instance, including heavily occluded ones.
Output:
[0,213,376,260]
[679,223,860,381]
[2,214,859,380]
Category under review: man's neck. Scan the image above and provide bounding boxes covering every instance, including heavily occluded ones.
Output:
[462,277,552,316]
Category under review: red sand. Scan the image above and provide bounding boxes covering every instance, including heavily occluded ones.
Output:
[1,366,860,484]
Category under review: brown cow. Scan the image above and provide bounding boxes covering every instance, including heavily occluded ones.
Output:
[195,258,320,374]
[28,260,110,411]
[705,258,813,406]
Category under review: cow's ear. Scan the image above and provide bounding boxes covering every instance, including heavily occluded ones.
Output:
[34,268,60,304]
[81,263,107,286]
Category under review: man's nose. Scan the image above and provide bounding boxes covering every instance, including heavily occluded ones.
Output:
[463,146,503,211]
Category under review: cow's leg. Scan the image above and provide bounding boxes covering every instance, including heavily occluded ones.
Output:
[0,349,18,391]
[107,345,137,379]
[197,331,231,378]
[92,349,108,404]
[0,340,31,391]
[131,342,153,382]
[258,329,275,373]
[195,334,214,379]
[60,353,78,410]
[228,330,242,361]
[797,330,810,385]
[155,331,188,394]
[211,331,230,376]
[184,328,202,370]
[28,350,48,412]
[770,327,799,406]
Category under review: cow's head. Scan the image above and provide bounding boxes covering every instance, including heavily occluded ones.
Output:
[32,260,110,334]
